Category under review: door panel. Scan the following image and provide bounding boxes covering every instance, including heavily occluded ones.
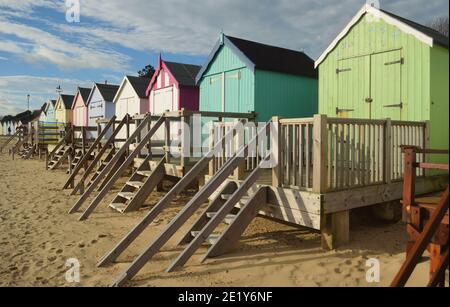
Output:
[336,56,370,119]
[370,50,403,120]
[153,87,174,115]
[225,70,241,115]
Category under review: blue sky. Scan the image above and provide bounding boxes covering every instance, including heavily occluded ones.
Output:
[0,0,448,115]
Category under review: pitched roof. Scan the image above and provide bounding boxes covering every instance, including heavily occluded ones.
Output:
[60,94,75,109]
[164,61,201,87]
[78,87,92,104]
[94,83,120,102]
[126,76,151,98]
[316,4,449,67]
[382,10,449,48]
[14,110,33,124]
[197,34,317,83]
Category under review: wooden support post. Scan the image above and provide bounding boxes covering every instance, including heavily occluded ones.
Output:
[271,116,282,187]
[321,210,350,250]
[97,123,102,153]
[165,115,171,164]
[233,126,245,180]
[313,114,328,194]
[384,118,392,184]
[147,117,152,160]
[180,111,189,168]
[208,123,216,177]
[403,147,417,218]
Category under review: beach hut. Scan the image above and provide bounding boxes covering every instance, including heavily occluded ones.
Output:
[39,102,49,122]
[196,33,318,122]
[0,116,3,135]
[55,94,75,124]
[147,57,201,115]
[86,82,120,138]
[43,100,57,123]
[113,76,151,145]
[71,87,92,128]
[114,76,150,119]
[316,4,449,152]
[146,57,201,140]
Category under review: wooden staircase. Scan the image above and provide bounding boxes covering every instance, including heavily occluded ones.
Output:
[109,156,166,213]
[20,144,36,160]
[0,130,21,153]
[47,146,71,170]
[96,121,271,287]
[68,114,165,219]
[63,115,126,194]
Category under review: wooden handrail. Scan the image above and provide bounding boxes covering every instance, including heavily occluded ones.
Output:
[63,116,117,190]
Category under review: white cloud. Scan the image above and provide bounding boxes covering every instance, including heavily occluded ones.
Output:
[0,0,448,70]
[0,75,91,116]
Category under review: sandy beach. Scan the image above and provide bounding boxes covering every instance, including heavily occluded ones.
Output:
[0,137,444,287]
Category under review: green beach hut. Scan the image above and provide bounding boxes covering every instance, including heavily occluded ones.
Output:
[316,4,449,151]
[196,34,318,122]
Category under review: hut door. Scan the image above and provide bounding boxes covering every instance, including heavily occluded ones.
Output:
[336,57,370,119]
[224,70,241,116]
[370,50,403,120]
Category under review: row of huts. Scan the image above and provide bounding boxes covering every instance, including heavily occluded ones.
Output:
[2,5,448,150]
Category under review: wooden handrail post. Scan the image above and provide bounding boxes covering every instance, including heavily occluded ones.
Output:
[180,110,190,168]
[402,147,417,216]
[209,122,216,177]
[165,113,171,164]
[313,114,328,194]
[384,118,392,184]
[271,116,282,187]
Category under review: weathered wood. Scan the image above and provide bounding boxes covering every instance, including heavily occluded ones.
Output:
[323,175,448,214]
[63,116,116,190]
[271,117,282,187]
[78,116,165,221]
[122,158,166,213]
[68,115,152,214]
[204,187,268,259]
[69,116,128,194]
[313,115,328,193]
[97,121,246,268]
[321,210,350,250]
[167,155,269,272]
[177,182,238,245]
[111,155,247,286]
[109,122,270,286]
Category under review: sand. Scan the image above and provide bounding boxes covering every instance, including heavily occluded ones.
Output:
[0,136,445,287]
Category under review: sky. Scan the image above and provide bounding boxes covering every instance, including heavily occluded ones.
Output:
[0,0,448,116]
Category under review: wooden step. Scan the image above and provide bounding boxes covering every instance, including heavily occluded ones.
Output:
[127,181,145,189]
[206,212,237,225]
[118,192,136,200]
[221,194,250,204]
[109,203,127,213]
[137,171,152,177]
[190,232,221,245]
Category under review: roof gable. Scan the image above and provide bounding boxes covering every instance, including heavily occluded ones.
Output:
[71,87,91,109]
[196,34,317,83]
[315,4,448,68]
[57,94,75,110]
[146,58,201,96]
[87,83,120,105]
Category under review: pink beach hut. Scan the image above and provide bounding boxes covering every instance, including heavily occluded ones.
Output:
[71,87,92,127]
[147,57,201,115]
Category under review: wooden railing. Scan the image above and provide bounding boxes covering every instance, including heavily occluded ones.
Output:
[274,116,428,193]
[132,110,257,169]
[208,120,270,179]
